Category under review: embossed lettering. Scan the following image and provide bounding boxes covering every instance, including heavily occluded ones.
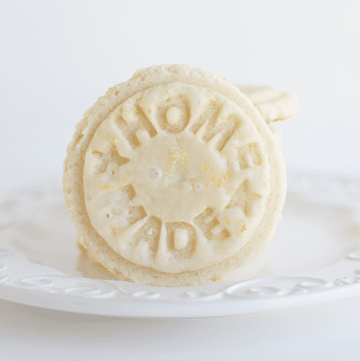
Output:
[191,101,241,152]
[194,208,231,240]
[226,180,261,217]
[115,105,157,149]
[165,222,197,258]
[92,145,130,175]
[155,95,191,134]
[237,142,262,170]
[132,216,162,254]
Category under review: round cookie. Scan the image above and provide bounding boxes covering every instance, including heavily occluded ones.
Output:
[63,64,292,286]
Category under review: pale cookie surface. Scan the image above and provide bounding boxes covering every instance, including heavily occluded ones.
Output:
[63,64,293,286]
[83,83,270,273]
[238,85,299,124]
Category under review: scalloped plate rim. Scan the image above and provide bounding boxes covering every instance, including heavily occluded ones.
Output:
[0,167,360,318]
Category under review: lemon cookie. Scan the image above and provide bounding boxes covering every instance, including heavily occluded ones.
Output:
[63,64,298,286]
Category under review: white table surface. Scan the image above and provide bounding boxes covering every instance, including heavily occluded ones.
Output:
[1,295,360,361]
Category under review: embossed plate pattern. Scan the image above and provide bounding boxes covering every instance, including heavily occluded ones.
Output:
[0,168,360,318]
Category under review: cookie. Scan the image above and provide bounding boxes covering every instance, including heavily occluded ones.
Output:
[238,84,299,124]
[63,64,297,286]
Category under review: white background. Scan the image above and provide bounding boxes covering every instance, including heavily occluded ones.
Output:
[1,0,359,190]
[1,2,360,360]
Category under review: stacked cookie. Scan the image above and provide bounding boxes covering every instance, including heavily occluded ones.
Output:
[63,64,298,286]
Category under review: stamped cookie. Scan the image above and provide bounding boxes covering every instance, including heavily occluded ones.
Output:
[63,64,297,286]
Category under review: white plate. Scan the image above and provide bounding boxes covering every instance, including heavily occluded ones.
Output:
[0,168,360,318]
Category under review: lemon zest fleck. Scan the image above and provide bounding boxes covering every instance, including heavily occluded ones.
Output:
[200,164,210,171]
[110,225,120,235]
[239,225,247,233]
[169,148,188,167]
[100,183,114,190]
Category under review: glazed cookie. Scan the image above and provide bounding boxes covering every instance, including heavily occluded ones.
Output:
[63,64,298,286]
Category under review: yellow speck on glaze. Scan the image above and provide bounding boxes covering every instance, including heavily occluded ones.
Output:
[224,216,230,225]
[110,225,120,235]
[100,183,114,190]
[178,149,188,164]
[169,148,188,169]
[200,164,210,171]
[170,158,176,168]
[239,225,247,233]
